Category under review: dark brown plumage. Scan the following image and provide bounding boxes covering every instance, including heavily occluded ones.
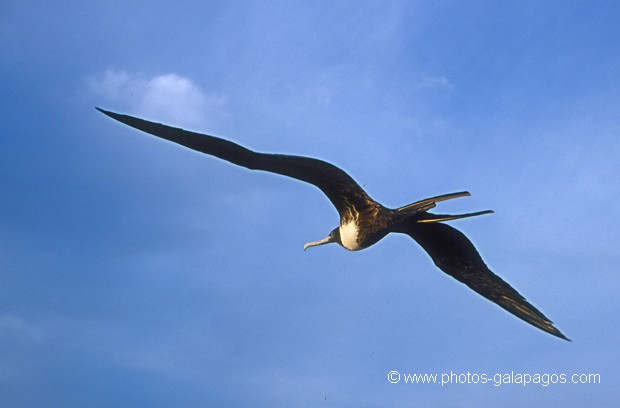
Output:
[97,107,569,341]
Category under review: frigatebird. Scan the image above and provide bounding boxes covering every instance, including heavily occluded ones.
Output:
[97,108,569,341]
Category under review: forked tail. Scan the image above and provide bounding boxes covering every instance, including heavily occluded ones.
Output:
[396,191,472,213]
[416,210,494,223]
[395,191,494,223]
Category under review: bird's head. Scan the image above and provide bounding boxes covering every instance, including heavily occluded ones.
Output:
[303,227,342,251]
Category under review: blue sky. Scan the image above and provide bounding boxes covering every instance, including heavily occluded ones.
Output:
[1,1,619,406]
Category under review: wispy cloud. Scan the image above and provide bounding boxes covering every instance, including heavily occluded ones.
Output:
[0,314,44,342]
[88,69,228,126]
[416,75,455,92]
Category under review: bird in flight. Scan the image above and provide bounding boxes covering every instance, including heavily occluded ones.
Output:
[97,108,569,341]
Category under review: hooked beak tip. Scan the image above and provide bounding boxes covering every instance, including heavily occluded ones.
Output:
[303,235,333,251]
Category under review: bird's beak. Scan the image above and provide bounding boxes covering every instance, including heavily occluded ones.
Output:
[304,235,335,251]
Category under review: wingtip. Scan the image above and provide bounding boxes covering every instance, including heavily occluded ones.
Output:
[554,330,571,342]
[95,107,115,118]
[536,317,570,342]
[95,107,115,119]
[96,108,132,125]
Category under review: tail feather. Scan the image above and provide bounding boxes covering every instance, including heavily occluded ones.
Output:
[417,210,495,223]
[396,191,471,213]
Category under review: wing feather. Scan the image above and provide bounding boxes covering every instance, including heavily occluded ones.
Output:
[97,108,376,215]
[402,221,569,340]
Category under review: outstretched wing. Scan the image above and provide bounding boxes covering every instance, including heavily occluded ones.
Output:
[97,108,377,215]
[401,220,569,340]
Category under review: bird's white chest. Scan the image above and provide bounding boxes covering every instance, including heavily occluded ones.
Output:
[340,220,361,251]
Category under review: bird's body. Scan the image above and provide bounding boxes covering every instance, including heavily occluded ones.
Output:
[336,202,384,251]
[339,219,363,250]
[97,108,569,341]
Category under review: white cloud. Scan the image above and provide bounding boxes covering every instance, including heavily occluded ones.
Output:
[416,75,455,92]
[88,70,227,126]
[305,84,332,106]
[0,314,44,342]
